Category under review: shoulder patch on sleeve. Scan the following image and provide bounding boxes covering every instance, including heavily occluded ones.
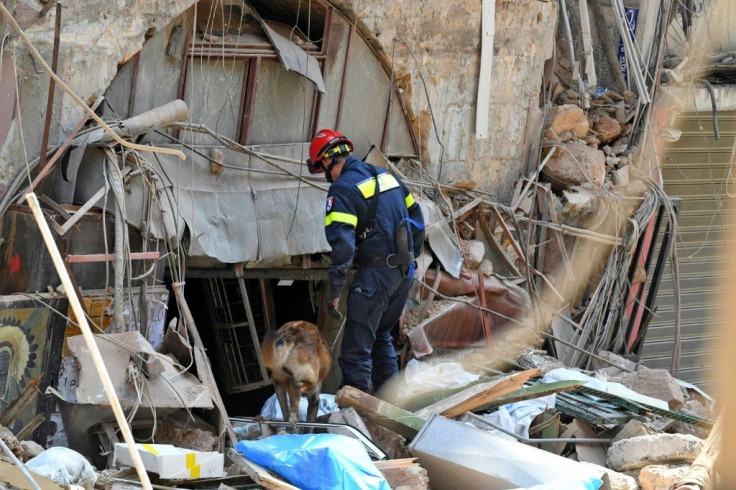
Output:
[326,196,334,212]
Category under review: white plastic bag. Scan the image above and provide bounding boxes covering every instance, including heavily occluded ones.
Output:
[25,446,97,489]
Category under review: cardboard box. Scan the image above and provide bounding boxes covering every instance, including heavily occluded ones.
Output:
[114,443,224,480]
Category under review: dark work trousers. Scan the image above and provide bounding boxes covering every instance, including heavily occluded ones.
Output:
[339,265,413,393]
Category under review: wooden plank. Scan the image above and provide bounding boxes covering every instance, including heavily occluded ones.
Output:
[478,380,585,411]
[335,386,426,440]
[0,457,64,490]
[226,448,298,490]
[413,369,541,419]
[172,282,236,448]
[0,374,41,428]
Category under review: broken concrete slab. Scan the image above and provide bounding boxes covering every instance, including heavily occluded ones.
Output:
[544,104,590,140]
[542,141,606,189]
[607,433,705,472]
[66,331,212,409]
[611,369,685,411]
[638,464,690,490]
[611,419,659,444]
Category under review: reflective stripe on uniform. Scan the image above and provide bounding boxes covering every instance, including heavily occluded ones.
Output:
[356,172,400,198]
[326,211,358,227]
[405,194,415,208]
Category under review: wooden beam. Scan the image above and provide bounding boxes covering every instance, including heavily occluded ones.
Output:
[172,282,237,448]
[335,386,426,440]
[413,369,541,419]
[226,448,298,490]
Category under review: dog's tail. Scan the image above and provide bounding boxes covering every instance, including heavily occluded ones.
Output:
[261,329,279,369]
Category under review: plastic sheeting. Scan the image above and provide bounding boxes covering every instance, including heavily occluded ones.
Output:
[118,143,330,263]
[236,434,389,490]
[260,393,339,421]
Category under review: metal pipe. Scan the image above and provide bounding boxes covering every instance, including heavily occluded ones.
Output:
[465,412,613,444]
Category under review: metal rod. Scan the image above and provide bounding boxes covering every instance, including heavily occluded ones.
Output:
[465,412,612,444]
[37,1,62,174]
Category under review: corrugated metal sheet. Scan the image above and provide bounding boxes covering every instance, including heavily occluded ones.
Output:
[640,111,736,396]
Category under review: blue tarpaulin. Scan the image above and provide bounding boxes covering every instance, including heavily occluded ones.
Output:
[235,433,390,490]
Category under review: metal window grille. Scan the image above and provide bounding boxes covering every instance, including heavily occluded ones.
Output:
[204,277,270,393]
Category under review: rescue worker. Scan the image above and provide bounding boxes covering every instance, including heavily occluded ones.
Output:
[306,129,425,394]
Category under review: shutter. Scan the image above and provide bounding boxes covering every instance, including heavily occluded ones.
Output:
[640,111,736,396]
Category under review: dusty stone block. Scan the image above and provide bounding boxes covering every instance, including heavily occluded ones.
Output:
[591,113,622,144]
[612,166,630,187]
[543,142,606,188]
[611,419,658,444]
[544,104,589,139]
[639,464,690,490]
[460,239,486,270]
[616,369,685,410]
[20,440,45,462]
[580,462,638,490]
[670,399,714,439]
[607,433,704,471]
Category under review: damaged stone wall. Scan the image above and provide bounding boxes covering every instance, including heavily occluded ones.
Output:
[0,0,556,205]
[332,0,558,202]
[0,0,196,193]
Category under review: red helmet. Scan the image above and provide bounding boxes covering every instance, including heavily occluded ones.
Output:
[306,129,353,174]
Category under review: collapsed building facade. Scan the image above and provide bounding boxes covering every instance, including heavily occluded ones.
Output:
[0,0,733,488]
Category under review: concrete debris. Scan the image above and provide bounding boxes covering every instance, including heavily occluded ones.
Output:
[544,104,590,140]
[638,464,691,490]
[610,369,686,411]
[543,141,606,189]
[611,419,660,445]
[607,433,705,472]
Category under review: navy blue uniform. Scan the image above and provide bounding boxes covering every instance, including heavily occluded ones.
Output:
[325,156,425,392]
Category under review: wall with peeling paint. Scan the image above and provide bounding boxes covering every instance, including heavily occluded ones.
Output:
[0,0,196,195]
[334,0,558,202]
[0,0,555,205]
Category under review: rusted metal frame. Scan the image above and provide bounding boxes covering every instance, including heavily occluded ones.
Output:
[335,22,356,130]
[65,251,160,263]
[37,2,62,175]
[126,52,142,119]
[38,194,71,220]
[238,57,259,145]
[16,96,105,204]
[478,273,492,350]
[380,41,396,153]
[188,48,280,59]
[478,204,522,276]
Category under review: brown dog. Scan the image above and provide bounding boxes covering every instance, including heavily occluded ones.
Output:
[261,321,332,425]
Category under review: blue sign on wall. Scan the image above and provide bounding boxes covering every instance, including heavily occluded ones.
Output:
[617,7,639,82]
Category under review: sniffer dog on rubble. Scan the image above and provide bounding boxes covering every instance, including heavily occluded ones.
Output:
[261,320,332,426]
